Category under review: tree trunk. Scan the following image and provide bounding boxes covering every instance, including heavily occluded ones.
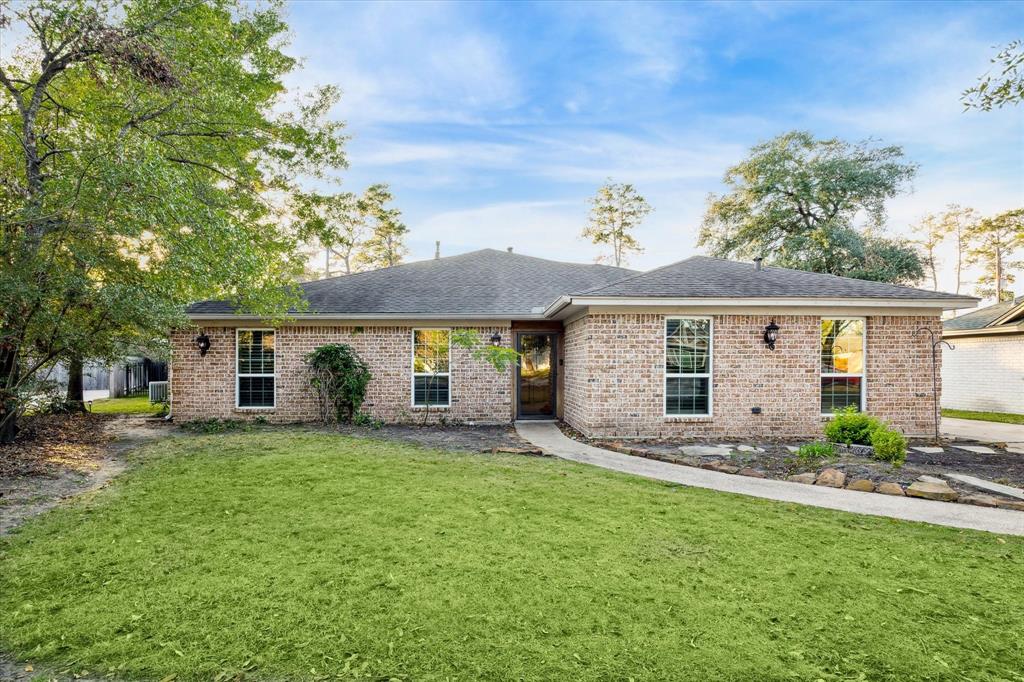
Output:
[0,350,19,444]
[66,356,86,412]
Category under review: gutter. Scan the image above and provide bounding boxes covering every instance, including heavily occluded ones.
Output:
[942,323,1024,339]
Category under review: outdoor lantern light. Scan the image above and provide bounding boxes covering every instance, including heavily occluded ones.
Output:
[490,332,502,347]
[194,333,211,356]
[763,320,780,350]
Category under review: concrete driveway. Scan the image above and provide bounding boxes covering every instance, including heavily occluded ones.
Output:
[942,417,1024,450]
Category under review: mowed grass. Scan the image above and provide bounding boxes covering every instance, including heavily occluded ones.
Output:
[1,432,1022,681]
[942,408,1024,425]
[89,395,162,415]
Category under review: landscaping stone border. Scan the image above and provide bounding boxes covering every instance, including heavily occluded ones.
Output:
[593,441,1024,513]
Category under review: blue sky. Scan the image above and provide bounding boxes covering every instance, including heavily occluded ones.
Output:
[286,1,1022,291]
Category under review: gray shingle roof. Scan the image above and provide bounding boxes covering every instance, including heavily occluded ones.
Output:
[187,249,636,317]
[574,256,974,301]
[944,295,1024,330]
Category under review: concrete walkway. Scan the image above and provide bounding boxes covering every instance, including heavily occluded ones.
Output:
[515,422,1024,537]
[942,417,1024,450]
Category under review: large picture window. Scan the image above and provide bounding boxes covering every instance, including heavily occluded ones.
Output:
[237,329,275,408]
[820,318,865,414]
[665,317,712,416]
[412,329,450,407]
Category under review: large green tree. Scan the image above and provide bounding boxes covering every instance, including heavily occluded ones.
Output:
[698,131,923,284]
[0,0,347,442]
[582,180,651,267]
[966,208,1024,301]
[355,183,408,270]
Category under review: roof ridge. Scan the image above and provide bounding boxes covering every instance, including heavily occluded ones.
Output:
[575,255,703,295]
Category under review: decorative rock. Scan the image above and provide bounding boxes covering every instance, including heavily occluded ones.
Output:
[906,481,959,502]
[959,494,1005,508]
[815,468,846,488]
[737,467,767,478]
[850,444,874,457]
[681,445,733,457]
[957,445,996,454]
[911,446,945,454]
[677,456,701,467]
[700,461,740,474]
[785,446,801,453]
[876,482,905,496]
[787,472,817,484]
[846,479,875,492]
[917,475,946,484]
[736,445,765,453]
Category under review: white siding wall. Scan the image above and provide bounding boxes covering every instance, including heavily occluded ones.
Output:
[941,334,1024,413]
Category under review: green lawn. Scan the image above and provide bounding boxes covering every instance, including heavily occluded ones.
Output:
[942,408,1024,425]
[2,432,1022,680]
[88,394,162,415]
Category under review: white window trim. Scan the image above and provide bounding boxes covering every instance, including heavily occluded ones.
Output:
[411,328,452,409]
[663,316,713,418]
[236,328,276,410]
[820,316,867,416]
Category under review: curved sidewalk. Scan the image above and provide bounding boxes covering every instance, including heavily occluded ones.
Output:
[515,422,1024,537]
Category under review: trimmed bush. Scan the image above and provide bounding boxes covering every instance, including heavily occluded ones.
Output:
[823,406,883,445]
[871,427,907,467]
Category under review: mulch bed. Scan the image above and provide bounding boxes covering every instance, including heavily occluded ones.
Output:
[0,413,116,480]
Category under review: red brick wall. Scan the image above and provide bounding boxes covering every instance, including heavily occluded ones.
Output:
[170,325,512,424]
[561,313,942,439]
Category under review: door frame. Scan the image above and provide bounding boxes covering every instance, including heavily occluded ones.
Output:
[515,332,558,420]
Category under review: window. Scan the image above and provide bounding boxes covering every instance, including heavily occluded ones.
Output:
[237,329,275,408]
[412,329,450,407]
[820,318,865,414]
[665,317,712,416]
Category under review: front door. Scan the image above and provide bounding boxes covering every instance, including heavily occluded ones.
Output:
[516,333,556,419]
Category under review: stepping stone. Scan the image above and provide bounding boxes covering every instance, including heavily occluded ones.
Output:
[681,445,733,457]
[815,468,846,488]
[917,475,946,484]
[906,481,958,502]
[787,472,817,484]
[945,473,1024,501]
[912,446,944,454]
[736,445,765,453]
[957,445,996,454]
[785,446,800,453]
[847,479,875,492]
[1006,443,1024,454]
[877,482,905,496]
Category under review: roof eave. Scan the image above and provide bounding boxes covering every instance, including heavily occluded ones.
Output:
[942,323,1024,338]
[187,312,542,322]
[549,295,979,312]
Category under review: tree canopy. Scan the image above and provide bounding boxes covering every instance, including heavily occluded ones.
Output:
[962,40,1024,111]
[0,0,347,441]
[582,180,651,267]
[966,208,1024,301]
[698,131,923,285]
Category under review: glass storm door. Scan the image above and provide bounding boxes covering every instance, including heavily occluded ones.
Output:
[517,333,556,418]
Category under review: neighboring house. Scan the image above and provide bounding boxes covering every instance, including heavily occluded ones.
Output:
[171,249,976,438]
[942,295,1024,414]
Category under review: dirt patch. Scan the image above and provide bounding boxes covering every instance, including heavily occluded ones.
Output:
[316,422,539,454]
[0,414,173,536]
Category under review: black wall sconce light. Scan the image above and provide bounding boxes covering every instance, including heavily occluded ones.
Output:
[490,332,503,347]
[763,320,780,350]
[194,333,211,356]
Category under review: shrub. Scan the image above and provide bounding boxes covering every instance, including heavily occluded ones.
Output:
[305,344,372,424]
[796,441,835,461]
[823,406,883,445]
[871,427,907,467]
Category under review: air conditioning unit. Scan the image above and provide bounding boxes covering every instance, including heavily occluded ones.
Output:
[149,381,169,404]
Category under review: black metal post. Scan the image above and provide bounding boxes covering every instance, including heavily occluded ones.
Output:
[915,327,954,444]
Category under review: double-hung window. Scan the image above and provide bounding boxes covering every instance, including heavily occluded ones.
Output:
[820,318,865,414]
[412,329,450,407]
[237,329,275,408]
[665,317,712,416]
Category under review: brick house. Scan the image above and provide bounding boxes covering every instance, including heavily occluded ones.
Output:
[171,249,976,438]
[942,295,1024,414]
